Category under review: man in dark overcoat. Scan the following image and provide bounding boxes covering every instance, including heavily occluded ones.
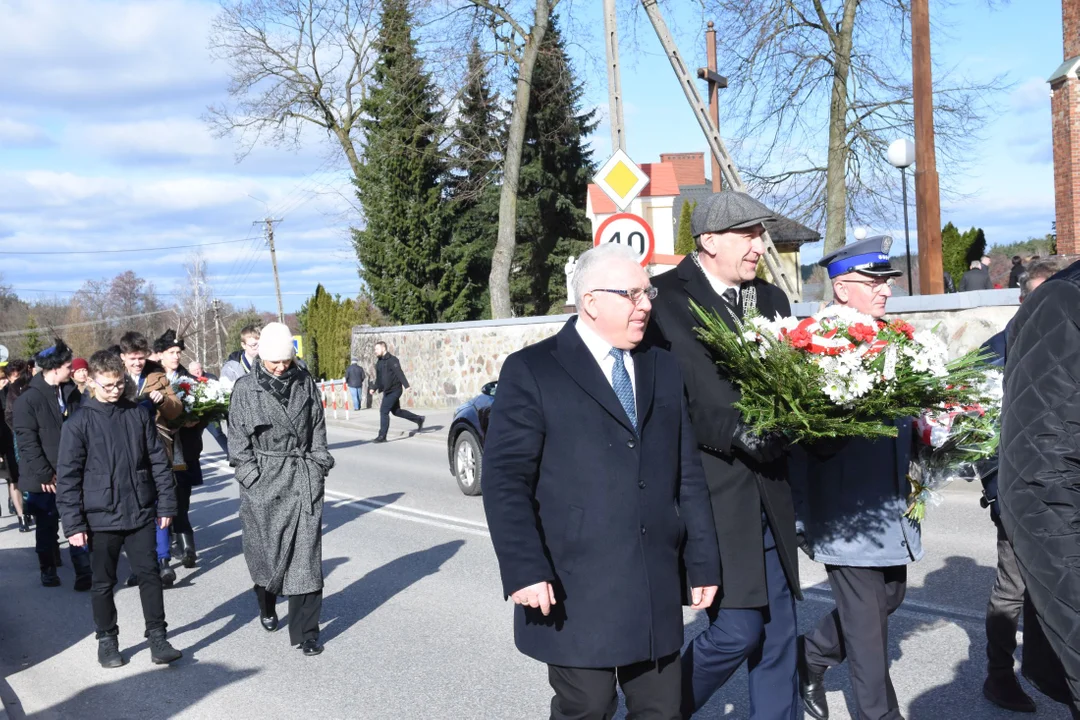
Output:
[790,237,922,720]
[370,342,424,442]
[999,259,1080,718]
[483,243,721,719]
[646,191,799,718]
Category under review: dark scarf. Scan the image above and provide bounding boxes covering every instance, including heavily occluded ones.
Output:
[256,362,300,406]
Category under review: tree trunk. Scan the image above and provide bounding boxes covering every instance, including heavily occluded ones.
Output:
[821,0,859,300]
[333,124,364,182]
[488,1,551,319]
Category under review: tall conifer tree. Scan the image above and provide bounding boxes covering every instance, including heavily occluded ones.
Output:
[353,0,450,325]
[510,18,597,316]
[442,40,503,321]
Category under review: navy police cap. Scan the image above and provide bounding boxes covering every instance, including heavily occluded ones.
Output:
[818,235,902,279]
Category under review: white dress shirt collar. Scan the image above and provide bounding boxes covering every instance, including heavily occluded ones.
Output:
[700,264,740,304]
[574,318,637,396]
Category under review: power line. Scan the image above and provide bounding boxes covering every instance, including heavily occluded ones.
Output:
[0,309,175,338]
[0,238,254,256]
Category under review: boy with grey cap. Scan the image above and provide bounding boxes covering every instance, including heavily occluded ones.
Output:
[646,190,801,718]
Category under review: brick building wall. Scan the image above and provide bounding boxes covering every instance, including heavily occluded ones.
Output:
[1053,0,1080,255]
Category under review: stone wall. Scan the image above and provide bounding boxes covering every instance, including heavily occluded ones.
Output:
[353,291,1020,409]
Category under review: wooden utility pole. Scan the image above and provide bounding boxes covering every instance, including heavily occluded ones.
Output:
[603,0,626,152]
[698,22,728,192]
[212,299,224,370]
[912,0,944,294]
[254,218,286,322]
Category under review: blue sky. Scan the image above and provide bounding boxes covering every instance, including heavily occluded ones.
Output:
[0,0,1061,313]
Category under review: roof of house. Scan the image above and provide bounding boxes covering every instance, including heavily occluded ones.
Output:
[586,161,681,215]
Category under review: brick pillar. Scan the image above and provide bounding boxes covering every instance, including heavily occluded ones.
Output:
[1052,0,1080,254]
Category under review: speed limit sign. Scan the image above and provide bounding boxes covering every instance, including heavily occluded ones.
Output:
[593,213,655,267]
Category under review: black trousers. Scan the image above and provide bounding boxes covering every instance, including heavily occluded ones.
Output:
[90,521,166,637]
[548,653,681,720]
[378,388,422,438]
[255,585,322,645]
[25,491,90,564]
[173,465,202,536]
[803,565,907,720]
[986,518,1025,678]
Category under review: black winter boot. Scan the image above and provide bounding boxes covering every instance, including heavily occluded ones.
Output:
[38,552,60,587]
[72,551,93,592]
[97,633,125,668]
[798,636,829,720]
[178,533,196,569]
[146,629,182,665]
[52,545,63,568]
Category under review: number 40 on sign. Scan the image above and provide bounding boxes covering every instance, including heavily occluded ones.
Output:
[593,213,655,267]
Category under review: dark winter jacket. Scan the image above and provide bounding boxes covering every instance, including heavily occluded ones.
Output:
[1008,263,1025,289]
[13,374,82,493]
[56,397,176,536]
[959,266,993,292]
[345,363,366,389]
[374,354,409,394]
[999,258,1080,705]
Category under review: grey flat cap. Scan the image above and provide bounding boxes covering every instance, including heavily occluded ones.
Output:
[691,191,776,237]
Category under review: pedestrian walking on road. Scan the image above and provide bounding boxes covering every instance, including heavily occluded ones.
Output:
[228,322,335,657]
[483,243,721,719]
[119,331,183,587]
[646,191,801,719]
[13,339,91,590]
[790,237,922,720]
[999,258,1080,718]
[221,325,260,383]
[977,261,1060,714]
[56,350,182,668]
[156,329,204,571]
[1,359,31,532]
[370,342,423,443]
[345,358,366,411]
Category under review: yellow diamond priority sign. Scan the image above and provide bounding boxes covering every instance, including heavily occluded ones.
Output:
[593,148,650,211]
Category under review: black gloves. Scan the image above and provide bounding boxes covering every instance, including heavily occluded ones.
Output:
[731,421,788,464]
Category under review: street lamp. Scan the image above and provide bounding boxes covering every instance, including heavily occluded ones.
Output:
[888,138,916,294]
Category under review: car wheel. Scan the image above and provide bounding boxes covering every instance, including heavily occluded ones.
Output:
[453,430,483,496]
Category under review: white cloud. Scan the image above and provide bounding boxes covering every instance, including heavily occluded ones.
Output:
[1010,76,1051,115]
[0,119,51,148]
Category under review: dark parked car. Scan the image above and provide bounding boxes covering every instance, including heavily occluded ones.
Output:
[447,381,496,495]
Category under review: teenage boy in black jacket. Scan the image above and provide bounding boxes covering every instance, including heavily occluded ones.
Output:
[57,350,182,668]
[13,339,90,589]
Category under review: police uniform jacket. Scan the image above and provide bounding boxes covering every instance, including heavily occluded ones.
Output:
[790,420,923,567]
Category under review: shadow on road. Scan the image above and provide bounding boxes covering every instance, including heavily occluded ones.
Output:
[320,539,465,644]
[23,662,259,720]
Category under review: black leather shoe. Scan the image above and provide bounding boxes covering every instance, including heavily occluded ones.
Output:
[260,614,279,632]
[372,437,387,444]
[18,516,31,533]
[983,674,1037,713]
[159,558,176,587]
[299,638,323,656]
[416,417,425,433]
[40,566,61,587]
[798,636,829,720]
[178,533,197,569]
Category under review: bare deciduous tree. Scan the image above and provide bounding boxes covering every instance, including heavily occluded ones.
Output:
[207,0,381,180]
[701,0,1002,257]
[454,0,566,319]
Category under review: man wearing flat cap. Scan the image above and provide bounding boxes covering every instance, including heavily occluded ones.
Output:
[647,191,801,718]
[789,236,923,720]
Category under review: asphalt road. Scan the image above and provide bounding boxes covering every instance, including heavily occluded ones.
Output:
[0,412,1072,719]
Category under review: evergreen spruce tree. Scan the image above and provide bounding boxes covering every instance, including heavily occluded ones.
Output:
[940,222,966,285]
[353,0,451,325]
[510,18,597,316]
[442,40,503,321]
[674,201,697,255]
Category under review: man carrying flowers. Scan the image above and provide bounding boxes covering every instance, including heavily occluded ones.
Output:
[647,191,801,719]
[791,236,922,720]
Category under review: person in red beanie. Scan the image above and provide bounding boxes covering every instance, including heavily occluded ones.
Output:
[71,358,90,399]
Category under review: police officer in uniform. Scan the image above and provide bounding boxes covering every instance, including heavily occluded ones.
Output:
[790,236,923,720]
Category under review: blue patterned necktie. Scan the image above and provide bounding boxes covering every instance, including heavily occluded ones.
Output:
[608,347,637,430]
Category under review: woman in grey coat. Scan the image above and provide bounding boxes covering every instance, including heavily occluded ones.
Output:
[227,322,335,656]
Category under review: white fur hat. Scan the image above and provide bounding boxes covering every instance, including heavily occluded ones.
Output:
[259,322,294,362]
